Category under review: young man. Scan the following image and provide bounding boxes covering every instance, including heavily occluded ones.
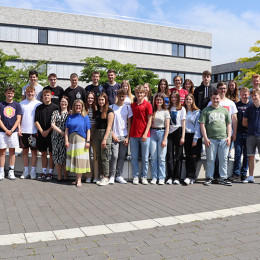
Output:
[103,69,120,105]
[35,89,58,180]
[65,73,86,110]
[0,86,22,180]
[194,70,217,110]
[43,73,64,106]
[251,74,260,91]
[199,90,232,186]
[109,89,132,184]
[22,70,43,101]
[19,86,42,179]
[242,89,260,183]
[130,85,152,185]
[85,71,104,98]
[231,87,253,181]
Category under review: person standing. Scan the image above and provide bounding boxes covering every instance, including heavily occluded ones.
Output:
[103,69,120,105]
[171,76,188,105]
[85,71,104,99]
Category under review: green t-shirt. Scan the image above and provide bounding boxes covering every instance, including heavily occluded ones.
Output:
[199,106,231,140]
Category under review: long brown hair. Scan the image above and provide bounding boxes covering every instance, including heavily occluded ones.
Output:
[226,80,239,102]
[96,92,109,119]
[184,94,199,112]
[59,95,69,115]
[85,91,96,118]
[153,93,168,117]
[143,83,152,100]
[168,91,182,111]
[183,79,195,95]
[158,78,170,97]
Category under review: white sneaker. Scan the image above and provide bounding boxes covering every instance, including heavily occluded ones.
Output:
[20,170,29,179]
[30,169,36,180]
[166,179,172,185]
[158,179,165,185]
[184,178,191,185]
[133,177,139,185]
[93,178,99,183]
[8,170,16,180]
[85,177,92,183]
[243,176,255,183]
[190,179,195,184]
[150,178,157,185]
[116,176,127,184]
[141,177,148,185]
[255,153,260,162]
[109,176,115,184]
[173,179,180,185]
[98,177,109,186]
[0,172,4,181]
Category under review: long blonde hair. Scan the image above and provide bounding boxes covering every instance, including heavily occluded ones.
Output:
[121,80,134,103]
[72,99,87,117]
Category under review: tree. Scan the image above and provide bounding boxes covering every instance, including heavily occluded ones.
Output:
[236,40,260,87]
[80,56,159,93]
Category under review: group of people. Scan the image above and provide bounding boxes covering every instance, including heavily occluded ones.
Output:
[0,68,259,187]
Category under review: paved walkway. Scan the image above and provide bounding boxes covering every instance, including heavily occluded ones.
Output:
[1,177,260,259]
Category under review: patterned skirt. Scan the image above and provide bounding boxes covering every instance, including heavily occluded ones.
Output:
[66,132,90,174]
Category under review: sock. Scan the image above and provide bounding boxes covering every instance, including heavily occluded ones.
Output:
[49,168,53,174]
[9,165,14,170]
[0,167,4,173]
[42,168,47,175]
[31,167,36,171]
[24,166,29,172]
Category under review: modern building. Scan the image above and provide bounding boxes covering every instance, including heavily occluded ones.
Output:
[0,6,212,88]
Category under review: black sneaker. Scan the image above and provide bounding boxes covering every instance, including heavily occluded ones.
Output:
[229,174,240,182]
[46,173,53,181]
[203,179,212,186]
[241,175,247,182]
[38,173,46,181]
[219,179,232,186]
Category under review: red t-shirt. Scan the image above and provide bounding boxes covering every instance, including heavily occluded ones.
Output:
[171,88,188,105]
[130,100,153,138]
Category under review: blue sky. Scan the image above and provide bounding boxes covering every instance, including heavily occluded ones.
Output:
[0,0,259,65]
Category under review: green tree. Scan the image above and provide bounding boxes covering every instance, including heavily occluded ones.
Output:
[80,56,159,93]
[236,40,260,87]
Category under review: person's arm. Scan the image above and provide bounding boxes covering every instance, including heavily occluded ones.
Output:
[0,116,11,136]
[242,117,248,128]
[162,118,170,147]
[231,113,237,142]
[101,112,114,148]
[123,117,132,146]
[142,115,152,142]
[192,112,202,147]
[65,127,69,148]
[180,119,185,145]
[200,123,210,147]
[85,129,90,149]
[226,122,232,146]
[35,121,52,138]
[51,113,65,137]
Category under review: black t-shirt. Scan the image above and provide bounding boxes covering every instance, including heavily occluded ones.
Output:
[35,103,59,131]
[103,82,120,105]
[236,100,253,134]
[85,84,104,98]
[65,86,86,109]
[43,85,64,106]
[95,108,113,129]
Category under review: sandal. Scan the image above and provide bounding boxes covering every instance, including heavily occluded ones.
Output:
[76,182,82,188]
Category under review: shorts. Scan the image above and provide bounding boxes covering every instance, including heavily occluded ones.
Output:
[19,133,37,150]
[36,133,52,152]
[0,132,19,149]
[247,135,260,156]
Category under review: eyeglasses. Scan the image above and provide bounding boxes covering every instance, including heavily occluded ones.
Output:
[218,88,227,90]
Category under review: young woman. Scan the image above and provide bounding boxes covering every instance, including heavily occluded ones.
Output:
[51,96,69,182]
[172,75,188,105]
[120,80,134,105]
[94,92,114,186]
[143,83,152,103]
[85,92,99,183]
[166,91,186,185]
[183,94,202,185]
[226,80,239,103]
[155,79,170,105]
[150,93,170,185]
[65,99,91,187]
[183,79,195,95]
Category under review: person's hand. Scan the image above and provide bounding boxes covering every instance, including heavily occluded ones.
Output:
[226,137,231,147]
[60,131,65,137]
[65,142,69,148]
[41,130,48,138]
[204,138,211,147]
[192,141,197,147]
[141,134,147,142]
[180,137,184,146]
[101,139,107,148]
[85,142,90,149]
[161,140,167,148]
[18,130,23,137]
[5,130,12,137]
[112,136,119,143]
[232,134,236,142]
[123,137,129,146]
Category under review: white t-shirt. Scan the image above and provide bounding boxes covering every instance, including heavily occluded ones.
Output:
[110,104,133,137]
[208,98,238,116]
[20,99,42,134]
[22,83,43,101]
[124,95,132,106]
[169,106,186,134]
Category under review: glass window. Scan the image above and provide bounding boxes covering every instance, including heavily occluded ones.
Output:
[227,73,231,81]
[223,73,227,81]
[231,72,234,80]
[38,29,48,44]
[221,74,224,81]
[179,45,185,57]
[217,74,221,82]
[172,44,178,56]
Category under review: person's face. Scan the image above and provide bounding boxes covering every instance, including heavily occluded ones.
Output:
[70,77,78,87]
[122,83,128,92]
[107,72,116,82]
[135,91,145,100]
[91,74,100,84]
[48,76,57,87]
[74,102,82,113]
[118,94,126,102]
[155,97,163,107]
[185,82,191,92]
[251,93,260,103]
[25,90,36,100]
[202,75,211,85]
[240,91,249,103]
[217,85,227,96]
[29,74,38,83]
[211,94,220,106]
[60,98,68,109]
[174,77,182,88]
[98,96,106,107]
[228,82,236,92]
[185,96,193,106]
[87,94,95,105]
[171,94,177,105]
[159,82,166,92]
[143,84,149,94]
[4,90,14,100]
[252,77,260,88]
[43,93,52,103]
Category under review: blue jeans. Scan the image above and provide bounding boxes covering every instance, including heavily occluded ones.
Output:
[150,129,167,180]
[234,133,248,176]
[130,137,150,178]
[206,138,229,180]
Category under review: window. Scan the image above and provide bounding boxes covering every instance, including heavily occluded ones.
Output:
[38,29,48,44]
[172,44,178,56]
[179,45,185,57]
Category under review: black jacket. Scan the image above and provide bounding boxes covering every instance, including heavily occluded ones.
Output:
[194,84,216,110]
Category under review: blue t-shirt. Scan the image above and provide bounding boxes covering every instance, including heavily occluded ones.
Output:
[244,103,260,136]
[0,101,22,132]
[65,113,91,138]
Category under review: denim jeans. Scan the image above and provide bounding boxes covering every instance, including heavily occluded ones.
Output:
[130,137,150,178]
[205,138,229,180]
[233,133,248,176]
[110,136,128,177]
[150,129,167,180]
